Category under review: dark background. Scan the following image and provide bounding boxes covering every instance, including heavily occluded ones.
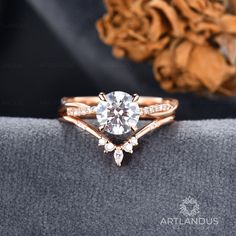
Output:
[0,0,235,120]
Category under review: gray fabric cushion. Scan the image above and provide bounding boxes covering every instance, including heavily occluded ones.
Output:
[0,117,235,235]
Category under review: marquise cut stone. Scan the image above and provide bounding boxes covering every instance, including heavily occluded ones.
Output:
[114,149,124,166]
[96,91,140,135]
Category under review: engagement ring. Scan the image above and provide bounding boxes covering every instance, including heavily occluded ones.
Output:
[59,91,178,166]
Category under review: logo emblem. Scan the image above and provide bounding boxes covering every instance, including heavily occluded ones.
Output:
[179,196,200,217]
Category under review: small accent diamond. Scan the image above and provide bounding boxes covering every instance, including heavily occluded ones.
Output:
[98,138,107,146]
[130,137,138,146]
[114,148,124,166]
[104,142,115,153]
[122,142,133,153]
[143,107,149,115]
[149,107,154,113]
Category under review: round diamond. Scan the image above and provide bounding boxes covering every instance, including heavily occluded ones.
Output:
[96,91,140,135]
[122,142,133,153]
[104,142,115,152]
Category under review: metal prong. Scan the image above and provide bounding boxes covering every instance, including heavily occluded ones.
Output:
[131,126,138,132]
[99,92,107,101]
[132,94,139,102]
[99,125,105,131]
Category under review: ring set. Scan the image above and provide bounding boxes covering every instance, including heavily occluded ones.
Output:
[59,91,178,166]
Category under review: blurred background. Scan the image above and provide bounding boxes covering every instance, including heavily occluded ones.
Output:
[0,0,236,120]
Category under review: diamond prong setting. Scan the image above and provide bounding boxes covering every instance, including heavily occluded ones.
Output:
[98,92,107,101]
[132,94,140,102]
[99,125,105,131]
[96,92,141,165]
[131,125,138,132]
[96,91,140,135]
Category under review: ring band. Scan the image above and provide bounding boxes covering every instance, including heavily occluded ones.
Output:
[59,91,179,166]
[60,96,178,119]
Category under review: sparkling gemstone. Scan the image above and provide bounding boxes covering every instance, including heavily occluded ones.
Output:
[98,138,107,146]
[96,91,140,135]
[122,142,133,153]
[104,142,115,153]
[114,149,124,166]
[130,137,138,146]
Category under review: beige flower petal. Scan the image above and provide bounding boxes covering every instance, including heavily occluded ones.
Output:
[97,0,236,96]
[173,0,202,22]
[188,45,236,92]
[145,8,167,41]
[148,0,185,36]
[185,31,207,45]
[186,0,224,18]
[219,14,236,33]
[175,41,194,68]
[216,34,236,65]
[114,40,153,62]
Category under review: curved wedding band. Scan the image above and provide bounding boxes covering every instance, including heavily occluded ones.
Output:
[59,91,179,166]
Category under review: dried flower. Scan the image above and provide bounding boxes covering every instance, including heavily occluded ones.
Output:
[97,0,236,95]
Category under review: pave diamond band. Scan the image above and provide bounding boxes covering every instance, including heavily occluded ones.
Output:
[66,103,174,117]
[59,91,178,166]
[62,95,178,119]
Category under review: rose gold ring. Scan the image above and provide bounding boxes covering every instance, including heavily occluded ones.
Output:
[59,91,178,166]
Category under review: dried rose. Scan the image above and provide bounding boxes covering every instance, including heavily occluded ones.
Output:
[97,0,236,95]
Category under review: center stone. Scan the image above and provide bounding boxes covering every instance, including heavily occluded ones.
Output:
[96,91,140,135]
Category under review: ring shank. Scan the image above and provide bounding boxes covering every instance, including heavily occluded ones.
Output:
[60,96,178,119]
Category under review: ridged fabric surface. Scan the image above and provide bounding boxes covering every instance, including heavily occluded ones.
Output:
[0,117,235,235]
